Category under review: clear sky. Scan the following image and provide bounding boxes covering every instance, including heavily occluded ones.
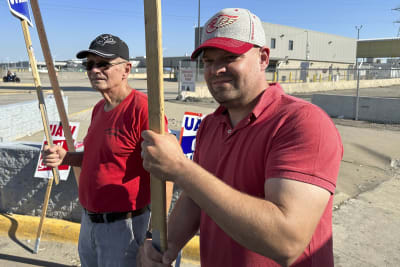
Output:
[1,0,399,62]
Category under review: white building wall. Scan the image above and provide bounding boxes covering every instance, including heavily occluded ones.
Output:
[263,22,356,64]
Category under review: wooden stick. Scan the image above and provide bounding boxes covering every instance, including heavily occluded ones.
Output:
[33,177,54,254]
[20,19,60,185]
[143,0,167,252]
[30,0,81,187]
[20,18,60,254]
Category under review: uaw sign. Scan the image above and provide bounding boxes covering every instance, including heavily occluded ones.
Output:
[179,112,204,160]
[34,122,80,181]
[7,0,33,26]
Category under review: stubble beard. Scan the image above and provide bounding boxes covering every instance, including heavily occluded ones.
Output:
[207,77,241,107]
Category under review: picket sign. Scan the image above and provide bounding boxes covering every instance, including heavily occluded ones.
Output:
[179,112,204,160]
[34,121,80,181]
[7,0,33,26]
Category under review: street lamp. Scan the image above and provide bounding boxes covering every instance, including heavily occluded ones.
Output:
[305,30,310,61]
[196,0,201,81]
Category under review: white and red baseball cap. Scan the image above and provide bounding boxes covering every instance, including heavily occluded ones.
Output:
[191,8,266,60]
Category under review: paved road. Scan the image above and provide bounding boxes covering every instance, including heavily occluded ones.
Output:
[1,78,399,266]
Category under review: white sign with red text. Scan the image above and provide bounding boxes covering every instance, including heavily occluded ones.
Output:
[34,122,80,180]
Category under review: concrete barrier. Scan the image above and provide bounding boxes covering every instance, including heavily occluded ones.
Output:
[0,142,80,221]
[0,130,181,222]
[0,95,68,142]
[311,94,400,123]
[180,78,400,99]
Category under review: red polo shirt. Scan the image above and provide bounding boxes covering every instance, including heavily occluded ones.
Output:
[194,83,343,266]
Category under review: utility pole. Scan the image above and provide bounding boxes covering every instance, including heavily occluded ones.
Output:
[196,0,201,81]
[305,30,310,60]
[355,25,362,121]
[393,6,400,36]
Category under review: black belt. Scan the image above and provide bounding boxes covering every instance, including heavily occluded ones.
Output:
[85,206,148,224]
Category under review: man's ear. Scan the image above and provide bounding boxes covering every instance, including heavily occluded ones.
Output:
[260,46,270,71]
[122,63,132,79]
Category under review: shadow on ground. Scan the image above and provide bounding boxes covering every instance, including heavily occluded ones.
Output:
[0,253,72,267]
[0,214,33,253]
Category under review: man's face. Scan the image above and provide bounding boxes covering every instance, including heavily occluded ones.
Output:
[202,47,267,108]
[85,54,128,92]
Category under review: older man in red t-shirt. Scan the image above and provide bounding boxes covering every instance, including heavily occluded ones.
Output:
[139,8,342,267]
[42,34,170,267]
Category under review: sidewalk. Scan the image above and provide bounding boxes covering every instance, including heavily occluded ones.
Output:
[0,212,200,266]
[1,171,399,266]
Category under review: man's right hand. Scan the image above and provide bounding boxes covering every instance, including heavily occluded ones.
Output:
[41,144,67,167]
[137,239,179,267]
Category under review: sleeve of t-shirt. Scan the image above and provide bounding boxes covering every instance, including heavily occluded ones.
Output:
[84,100,102,144]
[265,104,343,194]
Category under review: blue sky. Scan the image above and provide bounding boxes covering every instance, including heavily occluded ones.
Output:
[1,0,399,62]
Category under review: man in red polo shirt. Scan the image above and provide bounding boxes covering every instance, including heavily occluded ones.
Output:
[139,8,342,267]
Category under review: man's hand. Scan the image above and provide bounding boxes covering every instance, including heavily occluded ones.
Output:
[141,130,188,181]
[137,239,179,267]
[41,144,67,167]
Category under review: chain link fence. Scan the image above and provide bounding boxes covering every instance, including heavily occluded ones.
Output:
[272,67,400,83]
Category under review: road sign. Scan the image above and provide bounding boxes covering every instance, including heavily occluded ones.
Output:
[34,121,80,181]
[7,0,33,26]
[179,112,204,160]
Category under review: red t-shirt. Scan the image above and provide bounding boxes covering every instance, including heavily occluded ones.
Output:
[79,89,156,213]
[194,83,343,267]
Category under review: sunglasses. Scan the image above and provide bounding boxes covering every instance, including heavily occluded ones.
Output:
[82,61,127,71]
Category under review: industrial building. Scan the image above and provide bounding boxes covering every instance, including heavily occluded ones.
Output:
[3,20,399,83]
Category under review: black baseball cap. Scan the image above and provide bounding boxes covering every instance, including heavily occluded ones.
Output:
[76,34,129,61]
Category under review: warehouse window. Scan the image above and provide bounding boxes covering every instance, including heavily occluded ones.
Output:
[289,40,294,50]
[271,38,276,49]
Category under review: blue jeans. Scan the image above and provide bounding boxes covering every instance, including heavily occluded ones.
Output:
[78,208,150,267]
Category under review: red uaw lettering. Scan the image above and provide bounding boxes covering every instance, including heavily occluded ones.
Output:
[50,124,56,136]
[54,139,65,147]
[70,125,77,135]
[55,125,63,136]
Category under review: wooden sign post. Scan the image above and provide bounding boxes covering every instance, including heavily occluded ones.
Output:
[20,20,60,185]
[30,0,81,186]
[143,0,168,252]
[7,0,61,253]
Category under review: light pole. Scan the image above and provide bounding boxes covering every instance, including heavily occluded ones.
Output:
[305,30,310,60]
[196,0,201,81]
[355,25,362,121]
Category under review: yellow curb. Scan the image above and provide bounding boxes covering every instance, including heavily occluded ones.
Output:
[181,235,200,264]
[0,213,200,264]
[0,213,80,243]
[69,107,93,117]
[0,89,53,95]
[0,83,35,87]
